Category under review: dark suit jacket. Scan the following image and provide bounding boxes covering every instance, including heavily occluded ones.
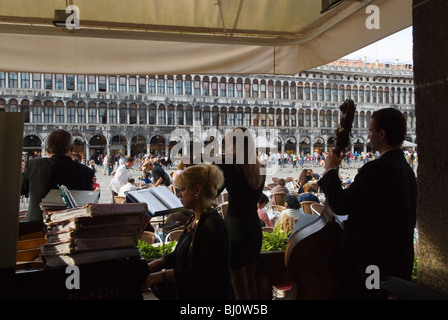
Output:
[21,155,95,222]
[318,149,417,299]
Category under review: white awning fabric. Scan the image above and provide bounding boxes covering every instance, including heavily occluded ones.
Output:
[0,0,411,75]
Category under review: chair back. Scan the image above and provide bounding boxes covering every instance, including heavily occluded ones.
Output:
[262,227,274,233]
[140,231,162,244]
[301,201,318,214]
[273,192,287,205]
[310,203,324,216]
[219,201,228,219]
[270,205,285,213]
[166,229,183,242]
[113,196,126,204]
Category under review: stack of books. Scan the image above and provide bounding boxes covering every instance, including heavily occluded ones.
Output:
[41,202,148,267]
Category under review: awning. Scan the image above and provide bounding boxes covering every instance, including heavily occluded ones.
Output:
[0,0,412,75]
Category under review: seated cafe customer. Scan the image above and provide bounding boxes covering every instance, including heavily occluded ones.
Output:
[269,178,290,204]
[297,183,320,206]
[142,164,231,300]
[21,129,95,222]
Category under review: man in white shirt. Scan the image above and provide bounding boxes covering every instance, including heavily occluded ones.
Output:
[109,156,135,197]
[118,178,139,197]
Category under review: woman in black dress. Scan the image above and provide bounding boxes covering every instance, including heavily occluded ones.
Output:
[218,127,266,300]
[142,164,231,300]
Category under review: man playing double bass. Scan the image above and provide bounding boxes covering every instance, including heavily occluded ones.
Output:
[318,108,417,299]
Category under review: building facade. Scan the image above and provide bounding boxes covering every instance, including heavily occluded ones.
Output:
[0,58,416,161]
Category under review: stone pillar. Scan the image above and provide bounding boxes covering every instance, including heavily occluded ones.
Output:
[413,0,448,295]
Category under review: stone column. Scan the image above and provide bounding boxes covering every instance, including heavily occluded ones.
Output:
[413,0,448,295]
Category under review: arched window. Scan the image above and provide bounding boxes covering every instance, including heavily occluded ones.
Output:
[219,77,227,97]
[276,108,282,126]
[332,84,338,102]
[244,79,251,98]
[88,102,97,123]
[312,110,318,127]
[244,107,251,127]
[97,102,106,124]
[268,108,275,127]
[176,105,184,125]
[185,76,192,95]
[252,107,259,127]
[211,77,219,97]
[66,101,76,123]
[311,83,318,100]
[236,78,243,97]
[252,79,259,98]
[119,103,127,124]
[21,100,30,123]
[175,75,182,95]
[109,103,117,124]
[268,80,274,99]
[260,80,266,99]
[305,110,311,127]
[32,100,42,123]
[203,76,210,96]
[283,81,289,99]
[74,101,85,123]
[167,104,175,125]
[319,110,325,127]
[326,110,332,128]
[139,103,147,124]
[158,104,166,125]
[130,103,137,124]
[297,82,303,100]
[290,82,296,100]
[291,109,297,127]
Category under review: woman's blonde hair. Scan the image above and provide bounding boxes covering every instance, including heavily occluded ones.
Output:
[274,214,295,235]
[174,164,224,200]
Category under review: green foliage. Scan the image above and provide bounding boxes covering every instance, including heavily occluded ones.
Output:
[138,240,177,260]
[261,226,289,252]
[412,258,418,282]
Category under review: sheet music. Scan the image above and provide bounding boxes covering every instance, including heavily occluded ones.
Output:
[149,186,182,209]
[126,186,184,217]
[126,189,167,214]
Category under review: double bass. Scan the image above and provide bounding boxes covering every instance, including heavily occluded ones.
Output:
[284,99,356,299]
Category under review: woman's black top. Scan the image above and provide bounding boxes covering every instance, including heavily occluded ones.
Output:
[164,208,231,300]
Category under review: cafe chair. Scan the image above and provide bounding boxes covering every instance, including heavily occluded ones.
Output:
[310,203,324,216]
[140,231,163,244]
[262,227,274,233]
[300,201,318,214]
[273,192,287,205]
[113,196,126,204]
[218,201,228,219]
[165,229,183,242]
[270,205,285,213]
